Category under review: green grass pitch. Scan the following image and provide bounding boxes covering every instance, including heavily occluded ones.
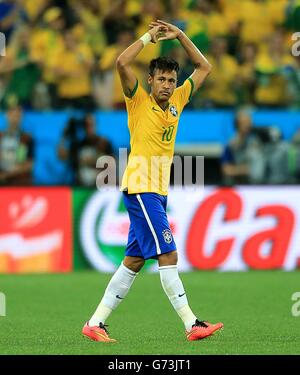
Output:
[0,270,299,355]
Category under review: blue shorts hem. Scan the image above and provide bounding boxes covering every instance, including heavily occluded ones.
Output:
[125,247,177,260]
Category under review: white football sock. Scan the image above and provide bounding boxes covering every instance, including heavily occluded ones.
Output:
[89,262,137,326]
[159,265,197,331]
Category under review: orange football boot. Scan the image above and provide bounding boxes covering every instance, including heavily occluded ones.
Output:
[186,319,224,341]
[82,322,117,343]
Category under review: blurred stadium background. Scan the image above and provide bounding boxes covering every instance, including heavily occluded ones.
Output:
[0,0,300,355]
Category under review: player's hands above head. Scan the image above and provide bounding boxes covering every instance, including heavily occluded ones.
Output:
[148,25,168,43]
[149,20,182,41]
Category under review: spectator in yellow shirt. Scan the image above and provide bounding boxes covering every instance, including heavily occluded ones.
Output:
[22,0,51,24]
[201,37,239,107]
[0,26,41,109]
[30,7,66,107]
[189,0,229,38]
[52,28,95,110]
[235,42,258,106]
[70,0,107,57]
[255,30,294,107]
[238,0,288,44]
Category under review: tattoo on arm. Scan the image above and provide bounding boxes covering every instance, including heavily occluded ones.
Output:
[125,80,138,98]
[125,87,133,98]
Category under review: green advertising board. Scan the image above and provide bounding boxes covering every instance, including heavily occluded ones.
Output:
[73,189,155,271]
[73,189,94,270]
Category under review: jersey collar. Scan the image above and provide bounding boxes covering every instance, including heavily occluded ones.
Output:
[150,94,170,112]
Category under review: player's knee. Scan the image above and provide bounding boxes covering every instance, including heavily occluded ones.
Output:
[158,250,178,266]
[123,257,145,273]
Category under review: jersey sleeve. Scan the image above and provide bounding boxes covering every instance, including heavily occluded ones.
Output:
[172,78,194,111]
[124,80,148,112]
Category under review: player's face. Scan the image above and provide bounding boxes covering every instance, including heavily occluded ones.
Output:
[149,69,177,102]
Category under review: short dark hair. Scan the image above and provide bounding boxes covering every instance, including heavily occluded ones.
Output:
[149,57,179,76]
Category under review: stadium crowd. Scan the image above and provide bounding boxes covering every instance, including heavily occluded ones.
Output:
[0,0,299,110]
[0,0,300,186]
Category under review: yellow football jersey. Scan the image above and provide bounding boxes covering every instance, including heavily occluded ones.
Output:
[121,78,193,196]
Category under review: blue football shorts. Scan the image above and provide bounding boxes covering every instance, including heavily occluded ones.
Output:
[123,191,177,260]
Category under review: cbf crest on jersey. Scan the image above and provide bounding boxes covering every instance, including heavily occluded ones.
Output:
[162,229,173,244]
[169,105,178,117]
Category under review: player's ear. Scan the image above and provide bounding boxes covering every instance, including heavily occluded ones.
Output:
[148,74,153,85]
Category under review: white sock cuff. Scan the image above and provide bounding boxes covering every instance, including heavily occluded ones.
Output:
[158,265,177,271]
[121,262,138,276]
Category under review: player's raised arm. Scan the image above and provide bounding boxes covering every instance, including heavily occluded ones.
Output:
[150,20,212,96]
[116,25,167,98]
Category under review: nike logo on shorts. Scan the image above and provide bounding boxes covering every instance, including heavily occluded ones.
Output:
[178,293,186,297]
[116,295,124,299]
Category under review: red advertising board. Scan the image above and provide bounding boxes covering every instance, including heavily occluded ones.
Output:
[184,187,300,271]
[0,188,72,273]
